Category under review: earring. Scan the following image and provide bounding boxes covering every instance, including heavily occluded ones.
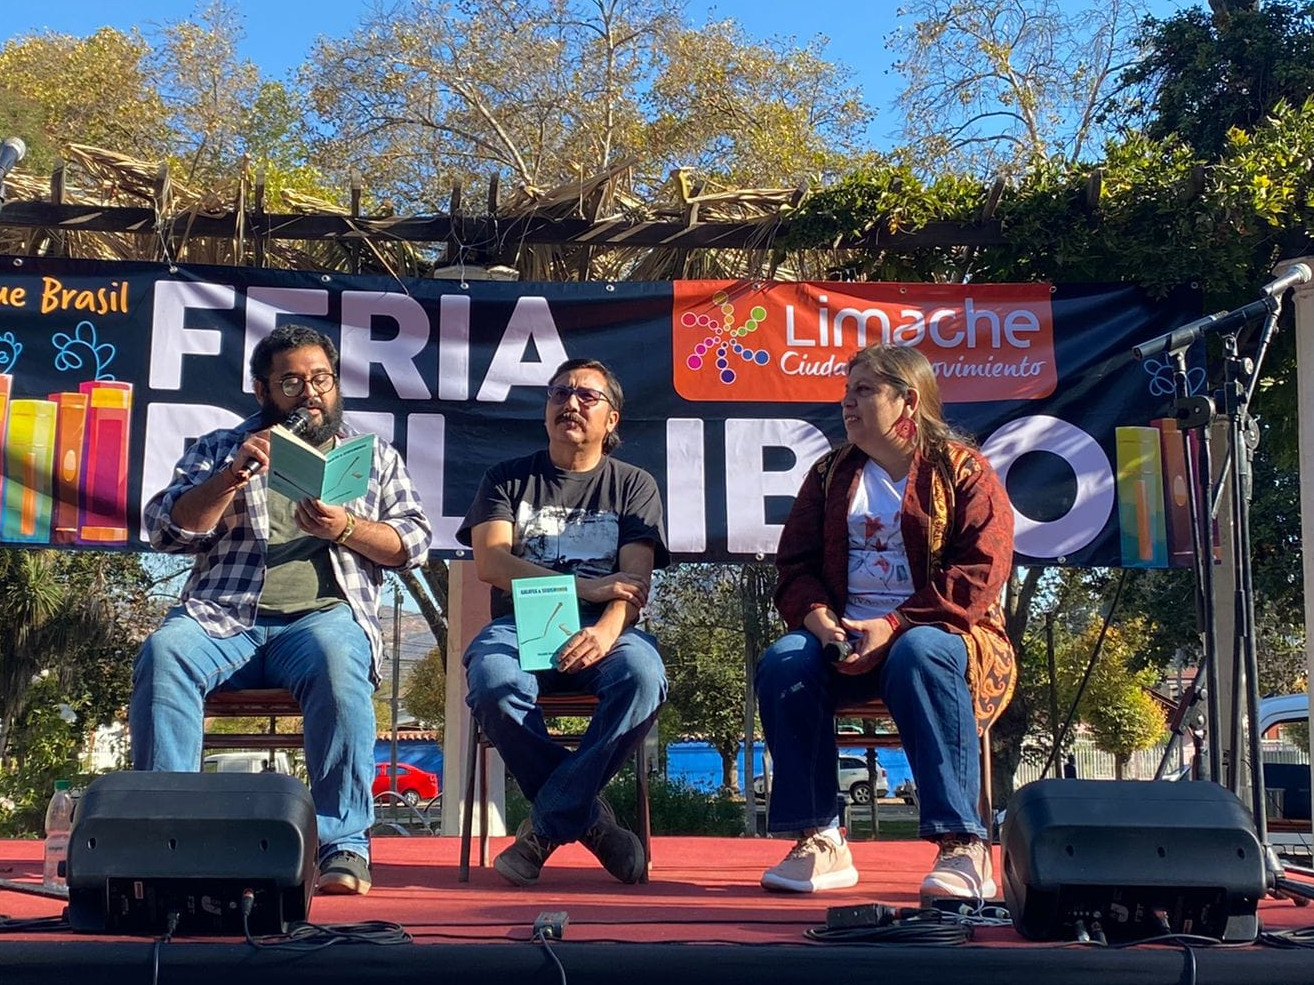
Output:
[893,417,918,443]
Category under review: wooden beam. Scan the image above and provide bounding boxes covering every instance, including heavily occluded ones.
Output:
[0,202,1007,251]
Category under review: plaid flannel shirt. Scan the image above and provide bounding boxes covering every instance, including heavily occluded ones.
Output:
[143,412,432,679]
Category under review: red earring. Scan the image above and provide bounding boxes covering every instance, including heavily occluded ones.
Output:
[893,417,918,443]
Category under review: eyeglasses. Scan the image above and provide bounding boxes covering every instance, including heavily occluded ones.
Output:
[547,384,611,408]
[272,373,337,398]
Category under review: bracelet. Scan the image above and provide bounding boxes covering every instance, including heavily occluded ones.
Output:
[335,510,357,544]
[884,611,902,634]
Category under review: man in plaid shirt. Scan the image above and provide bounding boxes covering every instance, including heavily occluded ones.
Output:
[130,324,431,897]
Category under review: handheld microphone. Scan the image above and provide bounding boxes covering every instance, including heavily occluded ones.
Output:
[0,137,25,181]
[1260,261,1313,297]
[235,407,315,479]
[822,640,854,663]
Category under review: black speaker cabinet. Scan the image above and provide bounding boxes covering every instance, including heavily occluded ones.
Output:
[66,771,317,935]
[1001,779,1266,943]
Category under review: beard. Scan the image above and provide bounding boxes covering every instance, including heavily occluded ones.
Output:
[260,396,344,447]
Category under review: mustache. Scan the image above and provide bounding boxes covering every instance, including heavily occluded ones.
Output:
[556,411,587,426]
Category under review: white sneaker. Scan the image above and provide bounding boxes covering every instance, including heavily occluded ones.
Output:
[919,834,997,901]
[760,831,859,893]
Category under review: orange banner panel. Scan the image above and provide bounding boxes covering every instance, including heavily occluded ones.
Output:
[672,280,1057,403]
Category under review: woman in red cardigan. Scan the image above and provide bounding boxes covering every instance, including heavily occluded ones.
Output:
[757,343,1016,899]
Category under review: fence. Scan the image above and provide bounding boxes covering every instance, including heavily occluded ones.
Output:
[1014,739,1310,787]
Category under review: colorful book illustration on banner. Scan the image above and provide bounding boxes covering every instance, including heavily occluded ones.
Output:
[0,378,132,547]
[1115,426,1168,568]
[49,390,89,545]
[2,399,56,543]
[1151,417,1195,568]
[267,426,374,505]
[511,575,581,671]
[78,381,133,544]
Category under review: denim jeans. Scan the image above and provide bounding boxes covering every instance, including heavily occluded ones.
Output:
[463,616,667,844]
[755,625,984,840]
[129,603,377,863]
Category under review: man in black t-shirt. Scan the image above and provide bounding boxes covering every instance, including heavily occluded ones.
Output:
[457,358,668,887]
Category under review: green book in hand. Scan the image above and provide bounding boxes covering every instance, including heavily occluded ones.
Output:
[511,575,581,671]
[267,425,374,505]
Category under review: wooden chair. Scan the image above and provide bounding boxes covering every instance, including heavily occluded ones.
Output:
[834,698,994,834]
[202,688,304,752]
[458,693,653,883]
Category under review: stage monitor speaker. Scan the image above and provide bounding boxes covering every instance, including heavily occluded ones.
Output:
[1000,779,1265,943]
[66,771,317,935]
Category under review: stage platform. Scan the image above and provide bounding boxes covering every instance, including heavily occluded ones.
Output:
[0,834,1312,983]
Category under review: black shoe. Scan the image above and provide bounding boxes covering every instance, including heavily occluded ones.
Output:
[580,800,645,884]
[495,819,560,886]
[316,850,372,896]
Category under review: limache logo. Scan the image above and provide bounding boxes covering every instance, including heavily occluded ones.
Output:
[672,280,1058,403]
[679,290,773,387]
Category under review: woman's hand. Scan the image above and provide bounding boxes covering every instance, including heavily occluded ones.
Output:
[803,606,847,646]
[831,616,897,676]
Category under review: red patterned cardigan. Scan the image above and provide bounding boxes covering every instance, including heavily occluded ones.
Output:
[773,441,1017,731]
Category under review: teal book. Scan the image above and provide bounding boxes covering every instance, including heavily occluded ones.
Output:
[511,575,581,671]
[267,426,374,505]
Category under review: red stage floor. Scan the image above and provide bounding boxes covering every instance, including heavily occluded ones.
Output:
[0,834,1310,947]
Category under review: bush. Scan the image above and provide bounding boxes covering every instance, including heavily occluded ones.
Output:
[504,766,747,837]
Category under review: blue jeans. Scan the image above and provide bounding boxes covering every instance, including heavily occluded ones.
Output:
[463,616,667,844]
[755,626,984,840]
[129,604,377,863]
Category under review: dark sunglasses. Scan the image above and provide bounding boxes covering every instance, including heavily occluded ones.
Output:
[547,384,612,408]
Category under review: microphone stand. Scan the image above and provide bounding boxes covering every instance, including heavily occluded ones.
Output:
[1135,289,1314,904]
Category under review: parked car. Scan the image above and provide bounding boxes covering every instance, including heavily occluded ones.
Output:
[373,762,440,806]
[754,754,889,803]
[202,751,292,774]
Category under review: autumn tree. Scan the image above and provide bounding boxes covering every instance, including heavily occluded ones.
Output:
[302,0,871,210]
[888,0,1149,174]
[1076,618,1168,778]
[0,28,169,169]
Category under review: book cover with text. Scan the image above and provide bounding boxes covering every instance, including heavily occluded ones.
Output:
[268,426,374,505]
[511,575,581,671]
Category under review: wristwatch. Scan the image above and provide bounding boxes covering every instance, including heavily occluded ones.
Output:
[335,510,357,544]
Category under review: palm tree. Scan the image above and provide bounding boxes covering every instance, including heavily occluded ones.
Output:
[0,549,127,762]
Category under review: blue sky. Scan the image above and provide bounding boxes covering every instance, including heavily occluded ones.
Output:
[8,0,1199,149]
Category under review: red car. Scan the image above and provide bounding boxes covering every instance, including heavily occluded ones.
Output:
[372,762,440,806]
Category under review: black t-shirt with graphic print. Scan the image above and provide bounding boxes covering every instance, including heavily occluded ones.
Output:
[457,450,670,619]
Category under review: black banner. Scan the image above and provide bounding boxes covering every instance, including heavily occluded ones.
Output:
[0,256,1201,566]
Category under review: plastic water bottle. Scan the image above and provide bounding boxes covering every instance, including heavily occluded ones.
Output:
[42,780,73,888]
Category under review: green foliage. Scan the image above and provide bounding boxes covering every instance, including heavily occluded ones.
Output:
[0,674,96,837]
[780,103,1314,307]
[648,562,781,791]
[401,646,447,733]
[504,766,746,837]
[1119,1,1314,158]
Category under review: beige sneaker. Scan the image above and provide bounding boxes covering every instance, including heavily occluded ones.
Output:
[760,831,859,892]
[919,834,997,901]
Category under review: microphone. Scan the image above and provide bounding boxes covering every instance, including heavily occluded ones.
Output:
[823,640,854,663]
[1260,262,1313,297]
[235,407,315,479]
[0,137,25,181]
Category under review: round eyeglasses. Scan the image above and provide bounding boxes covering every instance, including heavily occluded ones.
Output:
[272,373,337,398]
